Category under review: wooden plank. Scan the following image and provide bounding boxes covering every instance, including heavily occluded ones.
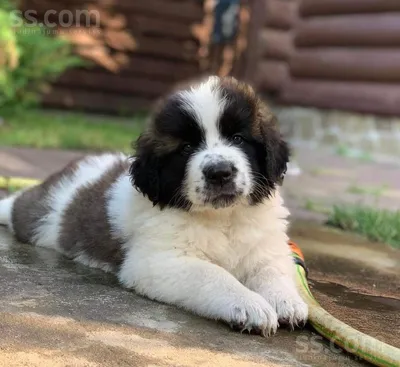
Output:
[114,0,204,21]
[56,69,172,97]
[59,57,198,82]
[290,49,400,82]
[113,56,199,80]
[128,15,194,40]
[134,36,198,61]
[300,0,400,17]
[21,0,65,12]
[21,1,72,18]
[279,79,400,116]
[43,86,153,114]
[255,60,289,91]
[265,0,299,29]
[295,14,400,47]
[22,0,101,26]
[259,29,293,60]
[63,0,204,22]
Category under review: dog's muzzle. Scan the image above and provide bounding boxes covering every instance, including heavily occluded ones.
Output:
[202,161,240,207]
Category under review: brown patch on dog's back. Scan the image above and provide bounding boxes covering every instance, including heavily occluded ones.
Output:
[58,160,129,271]
[12,158,82,244]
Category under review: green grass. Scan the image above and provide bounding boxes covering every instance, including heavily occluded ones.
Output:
[347,184,388,197]
[304,198,330,215]
[0,109,146,152]
[327,205,400,249]
[335,144,373,162]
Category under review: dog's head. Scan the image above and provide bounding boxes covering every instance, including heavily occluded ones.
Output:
[130,76,289,210]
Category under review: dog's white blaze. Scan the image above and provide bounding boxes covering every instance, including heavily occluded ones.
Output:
[179,76,226,148]
[179,76,253,205]
[33,154,125,250]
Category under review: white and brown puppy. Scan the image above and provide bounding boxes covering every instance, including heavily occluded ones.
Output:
[0,76,307,335]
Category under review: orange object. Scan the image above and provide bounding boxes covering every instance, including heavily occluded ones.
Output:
[289,240,305,261]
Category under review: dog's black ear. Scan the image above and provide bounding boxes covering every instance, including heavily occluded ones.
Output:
[260,115,290,185]
[272,137,290,184]
[129,134,161,206]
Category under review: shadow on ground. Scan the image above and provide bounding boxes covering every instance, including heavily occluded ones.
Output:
[1,221,398,367]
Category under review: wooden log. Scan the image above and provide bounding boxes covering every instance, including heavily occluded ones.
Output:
[63,0,204,22]
[290,49,400,82]
[56,70,172,97]
[295,14,400,47]
[259,29,293,60]
[255,60,289,91]
[279,79,400,116]
[22,0,105,27]
[116,0,204,21]
[300,0,400,17]
[103,29,137,51]
[265,0,299,29]
[87,5,127,29]
[21,0,65,13]
[135,36,198,61]
[43,87,153,114]
[129,15,194,40]
[64,55,198,81]
[114,56,199,80]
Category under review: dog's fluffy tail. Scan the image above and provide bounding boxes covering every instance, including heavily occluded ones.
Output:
[0,195,15,228]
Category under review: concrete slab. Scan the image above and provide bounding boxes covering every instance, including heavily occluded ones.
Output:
[0,147,399,366]
[284,146,400,218]
[0,147,83,180]
[1,222,398,366]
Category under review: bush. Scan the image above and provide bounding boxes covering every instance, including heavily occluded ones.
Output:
[0,0,83,109]
[0,5,19,89]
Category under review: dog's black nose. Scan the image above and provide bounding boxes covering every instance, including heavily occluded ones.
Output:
[203,162,234,185]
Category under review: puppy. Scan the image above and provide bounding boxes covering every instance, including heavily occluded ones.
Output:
[0,76,307,335]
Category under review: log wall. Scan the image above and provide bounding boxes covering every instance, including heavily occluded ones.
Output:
[253,0,299,93]
[253,0,400,116]
[20,0,206,114]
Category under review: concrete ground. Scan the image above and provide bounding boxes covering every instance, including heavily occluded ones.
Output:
[1,222,399,367]
[283,146,400,222]
[0,147,84,181]
[0,146,399,366]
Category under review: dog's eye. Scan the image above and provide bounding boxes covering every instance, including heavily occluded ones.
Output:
[181,143,193,155]
[232,135,243,145]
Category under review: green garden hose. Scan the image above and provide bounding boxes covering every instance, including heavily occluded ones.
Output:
[1,176,399,366]
[290,241,400,367]
[0,176,41,192]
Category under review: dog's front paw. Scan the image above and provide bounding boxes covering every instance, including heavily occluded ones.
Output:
[276,294,308,328]
[262,283,308,329]
[227,291,279,336]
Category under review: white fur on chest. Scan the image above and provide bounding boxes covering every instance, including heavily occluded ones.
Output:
[108,175,290,279]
